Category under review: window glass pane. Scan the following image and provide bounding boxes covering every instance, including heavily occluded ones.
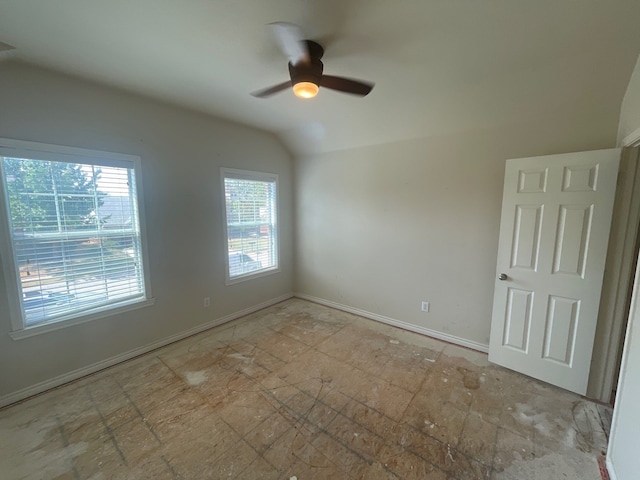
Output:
[2,156,146,326]
[223,173,277,280]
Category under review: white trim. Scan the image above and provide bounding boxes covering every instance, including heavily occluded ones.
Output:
[606,457,618,480]
[132,155,154,304]
[589,147,640,402]
[0,160,22,331]
[225,266,281,286]
[621,126,640,147]
[0,138,153,333]
[0,137,139,167]
[0,292,293,408]
[221,167,279,182]
[220,167,280,285]
[605,244,640,480]
[8,297,156,340]
[294,293,490,353]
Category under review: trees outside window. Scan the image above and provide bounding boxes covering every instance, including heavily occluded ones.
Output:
[0,139,151,332]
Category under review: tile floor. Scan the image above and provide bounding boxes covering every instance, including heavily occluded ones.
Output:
[0,299,611,479]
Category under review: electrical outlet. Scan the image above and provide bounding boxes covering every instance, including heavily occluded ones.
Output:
[421,301,430,312]
[204,297,211,307]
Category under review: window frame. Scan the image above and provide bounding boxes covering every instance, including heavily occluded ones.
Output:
[220,167,280,285]
[0,138,154,339]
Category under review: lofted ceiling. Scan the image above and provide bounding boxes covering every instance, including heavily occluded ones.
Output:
[1,0,640,156]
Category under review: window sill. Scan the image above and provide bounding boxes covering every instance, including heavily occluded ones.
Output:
[8,297,155,340]
[225,267,280,286]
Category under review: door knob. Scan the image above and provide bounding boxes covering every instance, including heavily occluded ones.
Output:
[498,273,508,281]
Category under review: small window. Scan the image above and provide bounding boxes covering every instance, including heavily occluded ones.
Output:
[0,139,152,335]
[221,168,278,283]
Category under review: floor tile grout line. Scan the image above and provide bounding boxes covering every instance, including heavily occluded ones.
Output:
[530,414,539,459]
[317,354,495,479]
[308,338,433,401]
[4,299,612,479]
[225,340,287,374]
[394,358,436,425]
[488,416,501,478]
[268,371,436,452]
[153,352,242,414]
[258,385,378,468]
[130,356,209,417]
[155,355,193,387]
[442,380,499,475]
[191,349,309,473]
[218,416,282,475]
[56,413,81,480]
[160,454,179,480]
[245,413,297,456]
[300,378,410,430]
[85,385,128,466]
[254,327,315,354]
[258,379,452,480]
[282,432,350,478]
[388,410,492,479]
[113,377,164,446]
[276,319,349,350]
[224,328,311,368]
[595,404,610,442]
[455,379,475,449]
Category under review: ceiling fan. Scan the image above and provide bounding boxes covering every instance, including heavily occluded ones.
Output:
[251,22,374,99]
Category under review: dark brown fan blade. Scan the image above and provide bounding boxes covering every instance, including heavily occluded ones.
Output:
[320,75,374,96]
[251,81,292,98]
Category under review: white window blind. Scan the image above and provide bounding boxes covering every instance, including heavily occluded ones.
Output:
[222,169,278,282]
[1,151,148,328]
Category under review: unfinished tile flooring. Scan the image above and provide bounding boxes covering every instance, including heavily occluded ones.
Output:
[1,299,611,479]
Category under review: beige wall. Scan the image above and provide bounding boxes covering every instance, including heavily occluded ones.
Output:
[294,112,617,348]
[2,49,635,404]
[0,62,293,400]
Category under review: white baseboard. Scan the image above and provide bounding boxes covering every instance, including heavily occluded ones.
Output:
[0,293,293,409]
[294,293,489,353]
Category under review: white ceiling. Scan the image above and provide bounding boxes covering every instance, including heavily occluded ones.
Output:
[1,0,639,156]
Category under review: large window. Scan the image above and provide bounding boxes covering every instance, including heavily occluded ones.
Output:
[0,139,152,335]
[221,168,278,283]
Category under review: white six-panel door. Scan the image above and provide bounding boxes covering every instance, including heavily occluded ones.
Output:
[489,149,620,394]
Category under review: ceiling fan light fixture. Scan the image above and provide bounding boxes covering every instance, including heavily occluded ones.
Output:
[293,81,319,99]
[251,30,373,99]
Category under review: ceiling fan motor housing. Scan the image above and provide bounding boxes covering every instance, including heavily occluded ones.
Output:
[289,58,323,86]
[251,36,372,98]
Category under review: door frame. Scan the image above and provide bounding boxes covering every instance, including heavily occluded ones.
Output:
[588,136,640,403]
